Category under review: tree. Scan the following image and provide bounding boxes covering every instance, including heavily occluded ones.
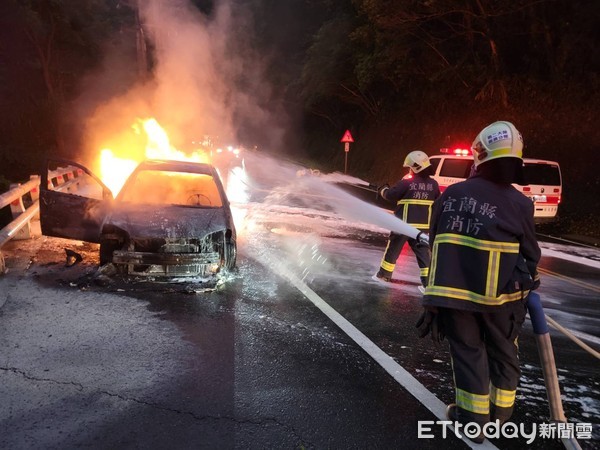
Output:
[0,0,136,177]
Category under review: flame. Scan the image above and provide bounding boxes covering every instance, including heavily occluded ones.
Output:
[98,118,210,195]
[99,149,138,195]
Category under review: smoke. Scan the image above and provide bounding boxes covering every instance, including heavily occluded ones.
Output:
[77,0,286,172]
[139,0,235,142]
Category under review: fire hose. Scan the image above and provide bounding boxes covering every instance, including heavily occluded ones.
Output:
[526,292,582,450]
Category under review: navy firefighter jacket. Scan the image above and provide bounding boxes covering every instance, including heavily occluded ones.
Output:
[383,173,440,231]
[423,174,541,312]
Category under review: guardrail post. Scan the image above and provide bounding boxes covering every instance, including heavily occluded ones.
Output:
[29,176,40,202]
[63,170,75,192]
[29,175,41,219]
[8,183,32,240]
[51,168,66,189]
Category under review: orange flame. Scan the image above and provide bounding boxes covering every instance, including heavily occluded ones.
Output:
[98,118,210,195]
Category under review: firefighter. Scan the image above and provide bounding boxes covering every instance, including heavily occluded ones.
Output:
[376,150,440,289]
[417,121,541,442]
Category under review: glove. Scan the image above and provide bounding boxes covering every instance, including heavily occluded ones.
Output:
[416,306,445,345]
[377,183,390,200]
[416,231,429,246]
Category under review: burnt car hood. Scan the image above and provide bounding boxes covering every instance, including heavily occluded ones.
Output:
[104,203,230,240]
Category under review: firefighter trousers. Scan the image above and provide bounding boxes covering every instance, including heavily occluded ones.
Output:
[378,232,430,285]
[441,303,527,425]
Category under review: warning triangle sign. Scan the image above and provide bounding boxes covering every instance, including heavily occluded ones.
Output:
[340,129,354,143]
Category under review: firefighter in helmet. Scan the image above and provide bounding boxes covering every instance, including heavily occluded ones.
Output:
[376,150,440,289]
[417,121,541,443]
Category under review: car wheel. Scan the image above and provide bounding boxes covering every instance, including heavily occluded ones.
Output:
[99,240,119,265]
[224,240,236,270]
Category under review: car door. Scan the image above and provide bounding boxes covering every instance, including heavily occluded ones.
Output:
[40,158,113,243]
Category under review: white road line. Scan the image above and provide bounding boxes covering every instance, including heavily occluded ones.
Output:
[541,247,600,270]
[272,261,499,450]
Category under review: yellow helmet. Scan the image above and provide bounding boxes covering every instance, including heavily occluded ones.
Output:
[471,121,523,167]
[403,150,431,173]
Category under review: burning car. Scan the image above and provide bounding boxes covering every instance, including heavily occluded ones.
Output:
[40,159,236,279]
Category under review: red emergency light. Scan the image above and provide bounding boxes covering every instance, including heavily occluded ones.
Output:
[440,147,472,156]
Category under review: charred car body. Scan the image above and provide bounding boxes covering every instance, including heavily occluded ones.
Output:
[40,159,236,279]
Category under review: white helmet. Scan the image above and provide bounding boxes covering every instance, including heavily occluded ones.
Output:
[471,121,523,167]
[403,150,431,173]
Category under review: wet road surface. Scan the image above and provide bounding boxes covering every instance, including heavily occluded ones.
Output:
[1,218,598,449]
[0,235,466,449]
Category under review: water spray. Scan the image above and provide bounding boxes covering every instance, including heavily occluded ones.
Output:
[300,175,429,244]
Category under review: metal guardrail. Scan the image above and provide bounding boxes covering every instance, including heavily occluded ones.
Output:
[0,166,84,273]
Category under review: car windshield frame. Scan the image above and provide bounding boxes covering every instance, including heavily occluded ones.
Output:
[116,168,224,208]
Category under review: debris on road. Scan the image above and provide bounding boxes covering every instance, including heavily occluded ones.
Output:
[65,248,83,267]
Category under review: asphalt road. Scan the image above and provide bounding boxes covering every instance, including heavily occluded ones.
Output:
[0,234,465,450]
[1,216,598,449]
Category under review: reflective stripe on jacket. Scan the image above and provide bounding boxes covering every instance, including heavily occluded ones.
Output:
[423,175,540,312]
[427,233,527,306]
[384,174,440,231]
[396,199,434,229]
